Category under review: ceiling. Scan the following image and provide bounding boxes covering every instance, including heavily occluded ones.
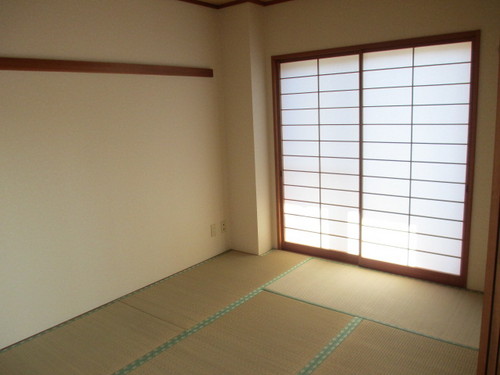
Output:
[178,0,293,9]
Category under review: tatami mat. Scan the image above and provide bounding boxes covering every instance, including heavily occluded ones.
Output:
[120,250,309,329]
[127,291,354,375]
[266,258,483,348]
[0,302,182,375]
[0,250,482,375]
[313,320,478,375]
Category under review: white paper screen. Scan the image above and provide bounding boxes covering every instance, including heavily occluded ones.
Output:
[279,40,472,276]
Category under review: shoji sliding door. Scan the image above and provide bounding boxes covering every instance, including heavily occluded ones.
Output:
[273,31,479,286]
[280,54,361,260]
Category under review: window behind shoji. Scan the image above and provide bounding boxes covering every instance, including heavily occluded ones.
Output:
[274,31,479,286]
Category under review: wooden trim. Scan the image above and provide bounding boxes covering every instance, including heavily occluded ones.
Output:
[178,0,293,9]
[273,30,481,63]
[218,0,263,9]
[359,53,364,260]
[478,47,500,375]
[261,0,294,5]
[257,0,292,7]
[0,57,214,77]
[178,0,219,8]
[272,58,285,248]
[358,257,465,287]
[283,242,359,265]
[460,31,481,287]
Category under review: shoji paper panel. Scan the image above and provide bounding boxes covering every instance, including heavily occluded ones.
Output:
[278,39,473,278]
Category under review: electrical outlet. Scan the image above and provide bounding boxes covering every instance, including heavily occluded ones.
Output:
[210,224,217,237]
[221,221,226,233]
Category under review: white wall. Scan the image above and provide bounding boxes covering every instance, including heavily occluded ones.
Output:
[220,3,273,254]
[263,0,500,291]
[220,5,260,253]
[0,0,227,349]
[248,5,274,254]
[1,0,497,350]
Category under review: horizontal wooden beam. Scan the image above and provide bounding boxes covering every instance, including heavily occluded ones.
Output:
[0,57,214,77]
[178,0,219,8]
[178,0,293,9]
[218,0,290,8]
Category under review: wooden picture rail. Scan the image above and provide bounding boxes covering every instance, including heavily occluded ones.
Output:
[0,57,213,77]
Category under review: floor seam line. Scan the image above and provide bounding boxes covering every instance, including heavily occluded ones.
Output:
[297,316,363,375]
[311,257,484,295]
[116,301,188,331]
[0,250,229,354]
[264,288,479,351]
[111,257,313,375]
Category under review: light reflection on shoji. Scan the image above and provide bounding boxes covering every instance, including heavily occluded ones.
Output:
[409,42,471,275]
[281,59,321,248]
[361,42,471,275]
[280,41,472,275]
[318,54,360,255]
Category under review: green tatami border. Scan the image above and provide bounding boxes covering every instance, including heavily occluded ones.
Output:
[263,288,479,351]
[112,256,313,375]
[0,250,232,354]
[298,316,363,375]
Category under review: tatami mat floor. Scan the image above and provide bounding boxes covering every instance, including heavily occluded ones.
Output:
[0,250,482,374]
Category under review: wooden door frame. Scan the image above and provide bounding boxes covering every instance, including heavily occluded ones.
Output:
[273,31,480,288]
[477,50,500,375]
